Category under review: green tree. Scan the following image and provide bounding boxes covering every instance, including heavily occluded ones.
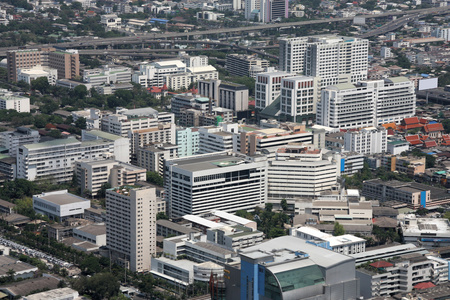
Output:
[80,256,102,275]
[333,222,345,236]
[156,212,169,220]
[97,182,111,199]
[31,77,50,94]
[146,171,163,186]
[280,199,288,211]
[48,130,62,139]
[73,85,88,99]
[75,117,87,129]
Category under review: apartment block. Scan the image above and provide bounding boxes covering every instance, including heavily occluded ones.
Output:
[176,127,200,157]
[47,49,80,80]
[255,71,296,110]
[225,54,269,78]
[0,89,30,113]
[198,124,238,154]
[137,143,178,176]
[268,146,338,200]
[165,152,268,217]
[179,107,233,128]
[357,253,449,299]
[279,35,368,86]
[0,127,39,156]
[217,81,249,112]
[106,185,157,272]
[128,123,176,162]
[17,137,119,183]
[317,77,415,129]
[81,130,130,163]
[7,49,42,82]
[344,126,387,154]
[75,159,146,196]
[171,93,213,117]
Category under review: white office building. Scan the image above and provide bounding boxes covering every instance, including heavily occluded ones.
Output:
[279,35,369,86]
[83,66,132,86]
[165,152,268,217]
[100,14,122,29]
[106,185,157,272]
[82,130,130,163]
[132,60,186,88]
[317,77,415,129]
[0,89,30,113]
[292,226,366,255]
[268,145,338,200]
[17,66,58,85]
[33,190,91,221]
[255,71,296,109]
[344,126,387,154]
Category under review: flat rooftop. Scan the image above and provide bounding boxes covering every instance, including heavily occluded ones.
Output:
[0,256,37,276]
[75,224,106,236]
[35,192,89,206]
[168,153,253,173]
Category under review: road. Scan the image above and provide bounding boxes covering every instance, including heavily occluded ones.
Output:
[0,6,448,56]
[0,236,73,268]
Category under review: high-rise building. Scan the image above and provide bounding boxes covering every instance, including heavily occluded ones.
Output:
[7,48,79,82]
[137,143,178,176]
[317,77,415,129]
[279,76,319,123]
[198,123,238,154]
[106,185,157,272]
[255,71,296,110]
[279,36,369,86]
[259,0,288,22]
[176,127,200,157]
[165,152,268,217]
[268,145,338,200]
[245,0,260,19]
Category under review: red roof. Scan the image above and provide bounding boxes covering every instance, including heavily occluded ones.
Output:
[405,135,423,145]
[443,134,450,141]
[423,123,444,133]
[414,282,436,290]
[403,117,419,125]
[148,86,162,93]
[387,129,395,136]
[370,261,393,268]
[424,140,437,148]
[162,84,168,91]
[419,118,428,124]
[248,100,256,106]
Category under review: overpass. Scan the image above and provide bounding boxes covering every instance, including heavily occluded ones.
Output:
[0,6,448,56]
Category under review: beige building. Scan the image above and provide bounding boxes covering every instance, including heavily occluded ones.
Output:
[76,159,146,196]
[129,123,176,162]
[137,143,178,176]
[7,48,79,82]
[106,185,157,272]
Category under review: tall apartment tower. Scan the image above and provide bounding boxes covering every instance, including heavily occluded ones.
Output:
[106,185,157,273]
[245,0,260,19]
[279,36,369,87]
[255,71,296,109]
[7,48,80,82]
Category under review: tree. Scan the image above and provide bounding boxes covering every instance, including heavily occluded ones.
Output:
[73,85,88,99]
[80,256,102,275]
[75,117,87,129]
[48,130,62,139]
[333,222,345,236]
[280,199,288,211]
[97,182,111,199]
[156,212,169,220]
[416,207,429,216]
[31,77,50,94]
[146,171,163,186]
[6,269,15,281]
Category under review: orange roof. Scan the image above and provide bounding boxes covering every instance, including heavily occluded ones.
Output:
[414,282,436,290]
[424,140,437,148]
[443,134,450,141]
[381,122,397,130]
[423,123,444,133]
[405,135,423,145]
[403,117,419,125]
[370,261,393,268]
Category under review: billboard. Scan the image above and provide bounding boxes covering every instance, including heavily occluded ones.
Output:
[418,78,438,91]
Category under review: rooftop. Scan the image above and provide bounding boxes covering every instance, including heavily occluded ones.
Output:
[83,130,123,141]
[167,153,256,173]
[34,190,89,206]
[0,276,60,297]
[75,224,106,236]
[23,137,80,150]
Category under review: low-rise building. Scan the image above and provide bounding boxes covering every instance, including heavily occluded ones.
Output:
[0,89,30,113]
[344,126,387,155]
[73,223,106,246]
[206,225,263,250]
[137,143,178,176]
[291,226,366,255]
[32,190,91,221]
[399,214,450,248]
[17,66,58,85]
[0,127,40,157]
